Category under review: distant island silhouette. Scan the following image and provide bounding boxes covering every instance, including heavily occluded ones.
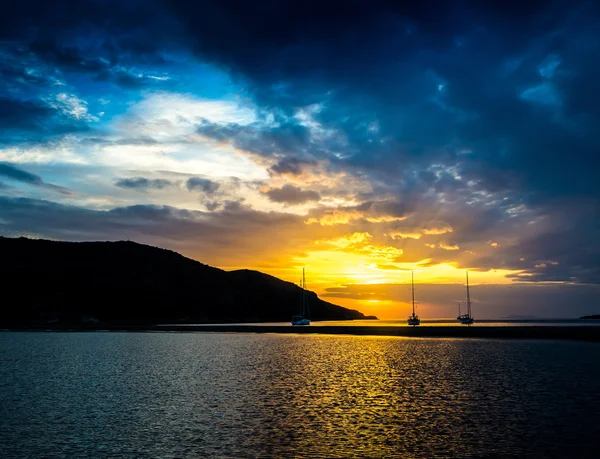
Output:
[501,314,541,320]
[0,237,376,327]
[581,315,600,319]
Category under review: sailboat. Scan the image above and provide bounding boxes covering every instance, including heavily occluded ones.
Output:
[457,271,474,325]
[291,268,311,326]
[407,270,420,326]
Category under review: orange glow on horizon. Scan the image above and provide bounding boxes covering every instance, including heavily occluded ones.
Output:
[221,246,525,319]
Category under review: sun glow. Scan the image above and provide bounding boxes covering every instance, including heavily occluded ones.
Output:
[246,250,525,319]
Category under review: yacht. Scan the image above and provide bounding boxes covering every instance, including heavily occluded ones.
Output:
[407,271,420,326]
[291,268,311,326]
[457,271,474,325]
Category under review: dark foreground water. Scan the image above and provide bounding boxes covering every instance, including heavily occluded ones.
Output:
[0,333,599,458]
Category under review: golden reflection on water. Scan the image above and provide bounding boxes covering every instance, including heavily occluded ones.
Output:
[220,335,598,458]
[252,336,456,458]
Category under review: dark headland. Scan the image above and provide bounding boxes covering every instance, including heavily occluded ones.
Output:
[0,236,375,327]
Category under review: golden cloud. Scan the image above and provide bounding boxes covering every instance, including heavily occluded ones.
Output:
[422,221,454,235]
[306,209,408,226]
[388,231,423,240]
[439,242,460,251]
[315,232,403,261]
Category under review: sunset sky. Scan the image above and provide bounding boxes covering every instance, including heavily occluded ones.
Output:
[1,1,599,318]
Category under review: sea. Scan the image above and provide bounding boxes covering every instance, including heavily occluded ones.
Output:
[1,331,599,458]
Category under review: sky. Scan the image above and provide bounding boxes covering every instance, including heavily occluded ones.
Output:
[1,0,600,319]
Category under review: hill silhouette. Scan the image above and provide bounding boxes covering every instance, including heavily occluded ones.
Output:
[0,237,375,326]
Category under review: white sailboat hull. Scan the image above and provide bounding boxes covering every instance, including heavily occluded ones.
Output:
[407,316,420,326]
[457,315,474,325]
[291,318,310,326]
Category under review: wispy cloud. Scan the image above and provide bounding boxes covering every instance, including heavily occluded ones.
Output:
[115,177,173,191]
[0,162,71,195]
[263,184,320,205]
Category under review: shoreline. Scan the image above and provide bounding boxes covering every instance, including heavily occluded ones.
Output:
[2,324,600,342]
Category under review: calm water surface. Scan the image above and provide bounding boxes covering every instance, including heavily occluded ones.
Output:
[0,332,599,458]
[173,319,600,327]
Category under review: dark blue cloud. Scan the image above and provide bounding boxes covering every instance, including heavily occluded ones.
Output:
[115,178,173,191]
[163,0,600,202]
[269,157,317,176]
[0,163,45,185]
[0,163,71,195]
[0,97,91,144]
[195,119,313,159]
[263,185,320,205]
[186,177,220,194]
[0,99,55,130]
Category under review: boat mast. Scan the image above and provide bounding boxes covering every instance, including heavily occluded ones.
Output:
[302,268,306,316]
[411,270,416,317]
[466,271,471,319]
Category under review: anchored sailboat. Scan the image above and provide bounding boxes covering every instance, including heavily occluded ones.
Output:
[291,268,311,326]
[407,270,420,326]
[457,271,474,325]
